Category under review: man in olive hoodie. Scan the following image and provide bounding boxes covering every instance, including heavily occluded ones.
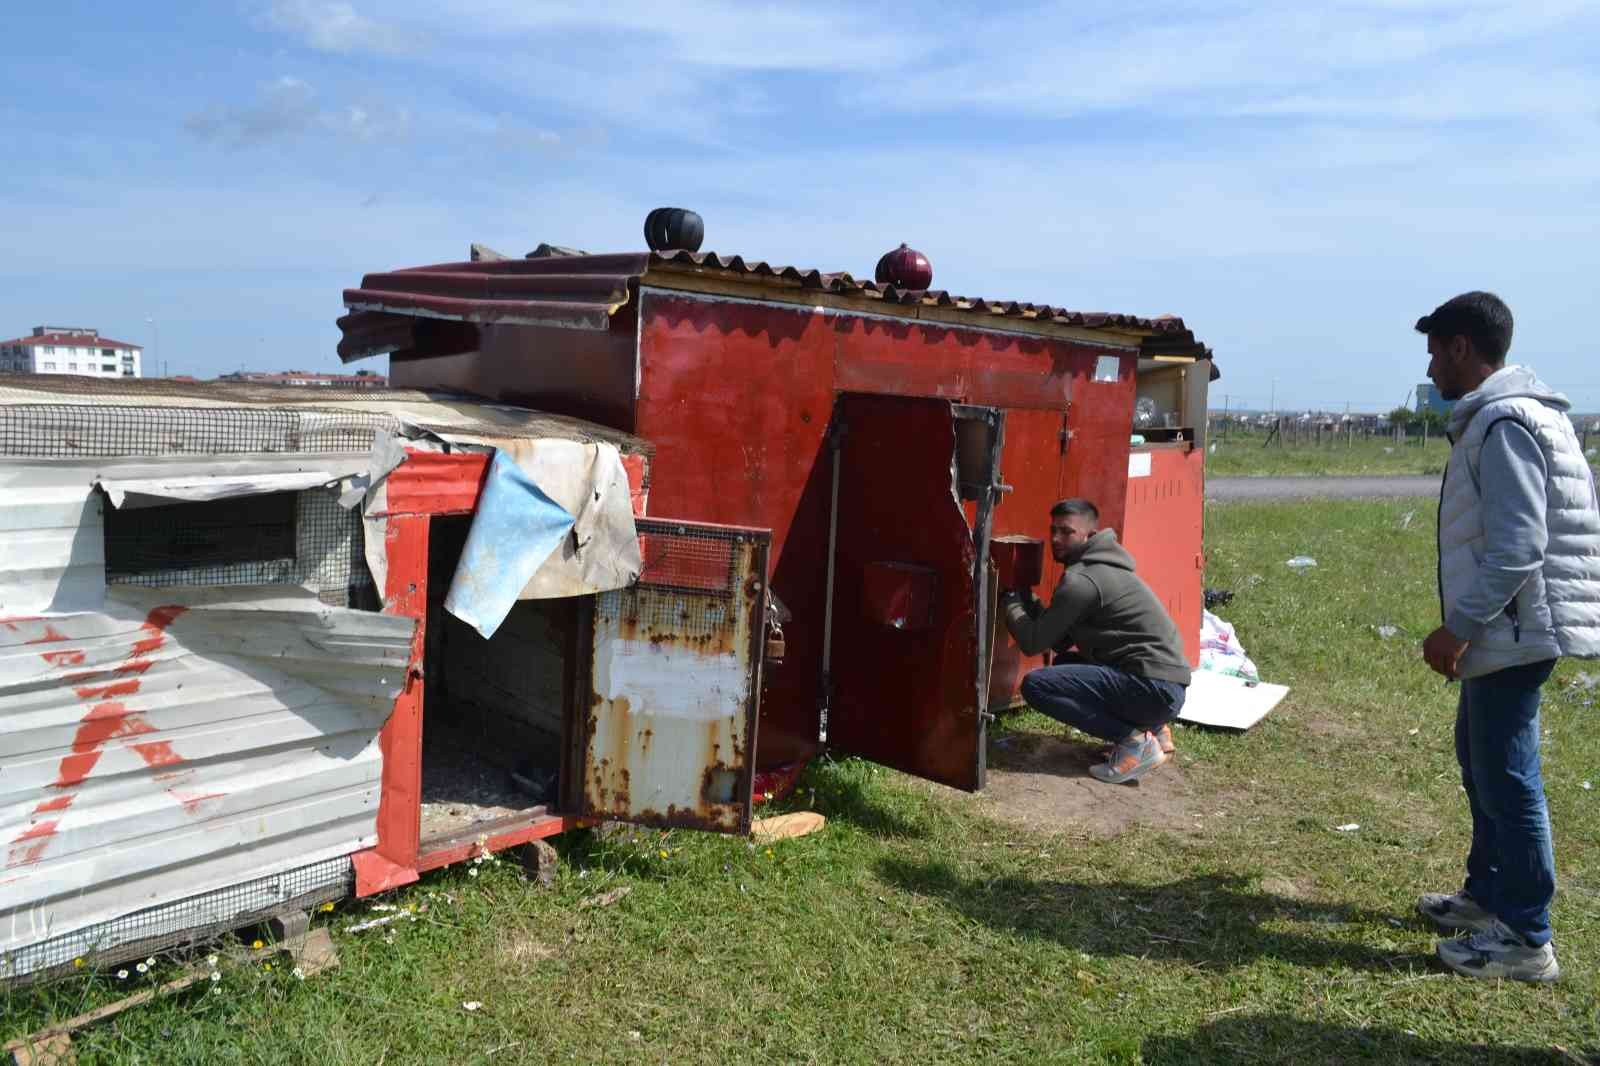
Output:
[999,498,1191,784]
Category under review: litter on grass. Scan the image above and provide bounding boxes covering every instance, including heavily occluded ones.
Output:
[1334,824,1360,832]
[1286,556,1317,571]
[1181,610,1287,731]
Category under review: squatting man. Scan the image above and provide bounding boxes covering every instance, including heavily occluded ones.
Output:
[998,498,1190,785]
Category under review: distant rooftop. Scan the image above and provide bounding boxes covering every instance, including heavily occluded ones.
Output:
[0,327,140,350]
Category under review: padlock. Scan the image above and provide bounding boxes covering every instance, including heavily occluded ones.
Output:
[765,623,786,663]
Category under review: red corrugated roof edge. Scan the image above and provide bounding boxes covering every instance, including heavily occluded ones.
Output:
[0,333,141,350]
[337,249,1207,363]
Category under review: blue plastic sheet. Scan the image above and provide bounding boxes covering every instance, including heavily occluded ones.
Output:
[443,450,575,639]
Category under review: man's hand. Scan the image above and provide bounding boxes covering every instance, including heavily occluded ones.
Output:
[1422,625,1469,680]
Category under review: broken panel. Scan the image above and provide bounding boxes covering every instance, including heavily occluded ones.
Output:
[578,518,771,833]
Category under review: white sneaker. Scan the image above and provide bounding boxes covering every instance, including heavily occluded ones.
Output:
[1417,890,1493,933]
[1436,919,1560,982]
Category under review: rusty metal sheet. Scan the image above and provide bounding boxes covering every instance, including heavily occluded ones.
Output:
[580,518,770,834]
[335,247,1209,365]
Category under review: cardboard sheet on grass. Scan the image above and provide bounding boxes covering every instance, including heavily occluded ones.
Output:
[1177,609,1289,731]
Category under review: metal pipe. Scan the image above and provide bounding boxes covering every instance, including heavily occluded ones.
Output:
[818,428,842,744]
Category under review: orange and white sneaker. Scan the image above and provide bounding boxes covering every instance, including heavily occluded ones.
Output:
[1153,722,1175,755]
[1099,723,1175,758]
[1088,731,1167,784]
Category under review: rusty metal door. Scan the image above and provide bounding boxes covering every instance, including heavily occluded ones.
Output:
[575,517,771,833]
[820,393,995,792]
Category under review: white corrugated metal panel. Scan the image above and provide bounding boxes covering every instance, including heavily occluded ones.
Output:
[0,478,104,616]
[0,586,414,972]
[99,469,349,508]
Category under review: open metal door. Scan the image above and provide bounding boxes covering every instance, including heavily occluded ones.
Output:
[821,393,1004,792]
[573,517,771,833]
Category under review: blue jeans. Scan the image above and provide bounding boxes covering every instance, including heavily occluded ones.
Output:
[1020,664,1186,742]
[1455,658,1558,947]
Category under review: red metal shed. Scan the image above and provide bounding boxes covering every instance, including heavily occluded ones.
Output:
[338,246,1214,798]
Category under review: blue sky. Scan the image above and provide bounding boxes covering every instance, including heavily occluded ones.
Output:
[3,1,1598,412]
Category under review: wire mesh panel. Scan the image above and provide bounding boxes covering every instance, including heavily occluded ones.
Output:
[634,518,748,594]
[0,404,392,458]
[0,856,352,982]
[104,486,371,606]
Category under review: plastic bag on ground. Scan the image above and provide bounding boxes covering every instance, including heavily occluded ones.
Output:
[1199,609,1260,682]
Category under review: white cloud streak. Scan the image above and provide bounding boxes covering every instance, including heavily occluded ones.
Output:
[184,77,410,147]
[259,0,419,55]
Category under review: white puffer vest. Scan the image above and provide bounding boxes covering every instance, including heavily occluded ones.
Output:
[1439,368,1600,678]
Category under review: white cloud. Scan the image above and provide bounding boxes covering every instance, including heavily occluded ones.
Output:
[184,77,410,146]
[184,76,320,145]
[845,1,1600,120]
[260,0,418,54]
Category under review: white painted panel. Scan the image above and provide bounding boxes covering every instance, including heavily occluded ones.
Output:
[581,525,767,833]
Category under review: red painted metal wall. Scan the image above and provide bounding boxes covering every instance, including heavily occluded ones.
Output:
[634,292,1139,766]
[1120,446,1205,667]
[384,291,1143,768]
[826,394,981,791]
[390,306,642,432]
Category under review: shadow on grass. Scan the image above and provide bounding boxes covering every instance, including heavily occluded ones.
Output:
[792,760,929,840]
[877,859,1430,975]
[1142,1016,1585,1065]
[989,730,1113,778]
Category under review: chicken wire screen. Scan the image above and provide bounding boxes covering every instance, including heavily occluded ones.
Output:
[0,404,392,458]
[0,856,352,983]
[104,486,370,607]
[596,520,767,635]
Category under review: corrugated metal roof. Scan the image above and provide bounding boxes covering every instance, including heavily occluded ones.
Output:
[337,250,1207,363]
[0,374,652,458]
[0,333,140,351]
[0,584,414,975]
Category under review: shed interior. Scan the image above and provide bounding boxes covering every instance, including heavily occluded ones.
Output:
[420,514,574,847]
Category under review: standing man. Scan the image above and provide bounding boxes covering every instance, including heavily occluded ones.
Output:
[1416,291,1600,983]
[999,498,1190,785]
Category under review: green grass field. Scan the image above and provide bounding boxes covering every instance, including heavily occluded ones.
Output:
[4,498,1597,1064]
[1204,433,1451,477]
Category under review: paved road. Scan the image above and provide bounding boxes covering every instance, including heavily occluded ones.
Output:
[1209,475,1438,500]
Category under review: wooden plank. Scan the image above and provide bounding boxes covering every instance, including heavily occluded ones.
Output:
[751,811,826,844]
[5,933,340,1062]
[4,969,207,1057]
[11,1033,73,1066]
[415,811,584,875]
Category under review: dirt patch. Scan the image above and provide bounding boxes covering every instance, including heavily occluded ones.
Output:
[1300,710,1362,740]
[1260,876,1312,900]
[496,930,556,967]
[975,731,1195,837]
